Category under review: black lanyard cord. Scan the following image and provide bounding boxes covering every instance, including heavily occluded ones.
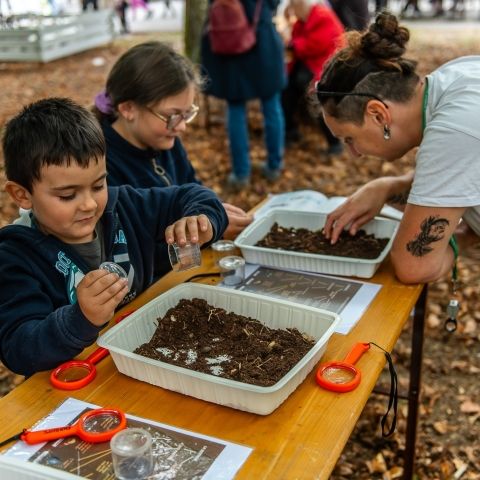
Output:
[184,272,222,283]
[370,342,398,437]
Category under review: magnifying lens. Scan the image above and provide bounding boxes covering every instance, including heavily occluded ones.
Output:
[0,408,127,447]
[316,342,370,393]
[50,311,134,390]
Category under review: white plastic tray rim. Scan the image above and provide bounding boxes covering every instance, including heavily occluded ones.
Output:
[235,209,399,265]
[99,283,340,394]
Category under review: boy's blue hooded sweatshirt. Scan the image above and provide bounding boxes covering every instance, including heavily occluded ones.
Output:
[0,184,227,377]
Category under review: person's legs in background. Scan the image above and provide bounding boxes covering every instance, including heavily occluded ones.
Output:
[261,92,285,181]
[281,82,299,144]
[318,115,343,156]
[82,0,98,11]
[402,0,421,16]
[161,0,176,18]
[226,100,250,187]
[115,1,129,33]
[432,0,444,15]
[282,62,311,145]
[329,0,369,30]
[375,0,388,12]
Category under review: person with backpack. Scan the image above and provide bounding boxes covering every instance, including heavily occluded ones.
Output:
[201,0,286,189]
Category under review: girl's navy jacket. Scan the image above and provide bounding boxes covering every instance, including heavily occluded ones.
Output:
[0,184,227,377]
[102,119,200,188]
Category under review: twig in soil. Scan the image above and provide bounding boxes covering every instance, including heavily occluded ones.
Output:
[230,361,243,376]
[243,328,252,337]
[207,308,219,322]
[257,357,272,369]
[267,341,276,351]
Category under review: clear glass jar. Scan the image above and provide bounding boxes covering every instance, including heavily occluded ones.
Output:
[219,255,245,286]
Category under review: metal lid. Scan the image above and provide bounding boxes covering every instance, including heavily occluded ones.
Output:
[218,255,245,269]
[99,261,128,279]
[211,240,236,252]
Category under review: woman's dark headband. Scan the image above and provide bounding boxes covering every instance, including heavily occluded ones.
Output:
[315,83,388,108]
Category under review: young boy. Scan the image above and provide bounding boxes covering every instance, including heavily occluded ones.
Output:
[0,98,228,377]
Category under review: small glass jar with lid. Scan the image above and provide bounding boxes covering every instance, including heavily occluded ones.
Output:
[211,239,238,265]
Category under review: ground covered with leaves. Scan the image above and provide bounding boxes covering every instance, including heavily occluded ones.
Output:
[0,25,479,479]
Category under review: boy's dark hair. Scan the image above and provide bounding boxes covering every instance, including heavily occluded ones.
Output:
[95,41,201,120]
[3,97,106,192]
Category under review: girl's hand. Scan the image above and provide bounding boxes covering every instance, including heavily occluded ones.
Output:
[165,214,213,246]
[222,202,253,240]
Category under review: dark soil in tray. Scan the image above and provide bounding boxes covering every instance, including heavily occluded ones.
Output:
[134,298,315,387]
[256,222,390,259]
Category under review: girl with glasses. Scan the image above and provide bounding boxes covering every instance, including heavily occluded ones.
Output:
[317,12,480,284]
[93,42,252,270]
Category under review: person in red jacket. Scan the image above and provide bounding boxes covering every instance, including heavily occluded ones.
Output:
[282,0,344,155]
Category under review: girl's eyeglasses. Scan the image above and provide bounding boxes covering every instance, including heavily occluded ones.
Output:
[146,104,199,130]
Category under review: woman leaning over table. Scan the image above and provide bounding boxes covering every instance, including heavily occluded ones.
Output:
[317,11,480,284]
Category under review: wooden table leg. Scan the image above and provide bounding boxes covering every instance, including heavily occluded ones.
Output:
[403,284,428,480]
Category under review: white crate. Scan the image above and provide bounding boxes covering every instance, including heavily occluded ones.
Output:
[235,209,399,278]
[0,10,115,62]
[98,283,340,415]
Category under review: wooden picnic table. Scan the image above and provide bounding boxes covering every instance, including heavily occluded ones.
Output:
[0,247,425,479]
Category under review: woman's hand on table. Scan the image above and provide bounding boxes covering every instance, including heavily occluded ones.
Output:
[323,178,392,244]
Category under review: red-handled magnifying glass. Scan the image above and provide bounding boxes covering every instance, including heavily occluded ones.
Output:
[0,408,127,447]
[316,342,370,393]
[50,311,134,390]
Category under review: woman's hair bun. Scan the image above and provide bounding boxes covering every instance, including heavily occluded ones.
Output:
[360,12,410,60]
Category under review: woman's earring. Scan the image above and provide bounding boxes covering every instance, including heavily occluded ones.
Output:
[383,125,391,140]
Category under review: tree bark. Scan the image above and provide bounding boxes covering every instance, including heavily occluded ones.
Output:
[184,0,208,62]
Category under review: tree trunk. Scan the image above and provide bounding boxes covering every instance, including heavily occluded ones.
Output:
[184,0,208,62]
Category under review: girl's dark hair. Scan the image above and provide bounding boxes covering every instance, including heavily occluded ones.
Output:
[95,41,201,120]
[316,11,419,124]
[3,98,105,193]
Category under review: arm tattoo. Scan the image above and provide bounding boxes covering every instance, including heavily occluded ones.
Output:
[406,215,450,257]
[388,191,410,205]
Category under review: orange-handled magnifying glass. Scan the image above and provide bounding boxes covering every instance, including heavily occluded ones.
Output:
[50,311,134,391]
[316,342,370,393]
[0,408,127,447]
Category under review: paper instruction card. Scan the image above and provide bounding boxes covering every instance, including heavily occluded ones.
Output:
[1,397,252,480]
[230,265,381,335]
[254,190,403,221]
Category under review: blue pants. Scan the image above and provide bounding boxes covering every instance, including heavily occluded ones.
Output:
[226,92,285,179]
